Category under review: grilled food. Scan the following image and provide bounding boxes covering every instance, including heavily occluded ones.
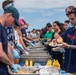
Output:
[57,37,63,44]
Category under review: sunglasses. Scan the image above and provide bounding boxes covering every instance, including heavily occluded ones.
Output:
[66,8,76,16]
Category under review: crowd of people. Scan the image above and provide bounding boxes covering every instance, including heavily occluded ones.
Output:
[0,0,76,75]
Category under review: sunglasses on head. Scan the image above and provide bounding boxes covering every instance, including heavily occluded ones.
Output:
[66,8,76,16]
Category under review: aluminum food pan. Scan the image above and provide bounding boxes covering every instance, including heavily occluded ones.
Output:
[29,46,45,49]
[9,66,42,75]
[30,42,43,46]
[28,43,45,48]
[11,74,39,75]
[20,56,51,62]
[10,66,74,75]
[44,42,49,45]
[33,45,44,47]
[21,52,50,57]
[10,66,54,75]
[10,73,39,75]
[28,47,46,50]
[27,51,48,53]
[29,51,49,55]
[27,48,46,51]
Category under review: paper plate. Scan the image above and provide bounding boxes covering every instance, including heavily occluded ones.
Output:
[56,44,62,47]
[49,44,57,47]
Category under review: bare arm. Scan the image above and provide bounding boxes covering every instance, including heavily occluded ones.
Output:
[23,37,30,43]
[27,37,32,40]
[0,43,13,66]
[8,46,14,63]
[18,30,27,50]
[19,37,27,50]
[62,43,76,49]
[8,42,14,50]
[68,45,76,49]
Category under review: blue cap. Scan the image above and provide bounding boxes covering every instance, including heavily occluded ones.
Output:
[5,6,20,26]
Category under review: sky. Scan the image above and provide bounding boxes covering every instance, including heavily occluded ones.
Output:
[0,0,76,31]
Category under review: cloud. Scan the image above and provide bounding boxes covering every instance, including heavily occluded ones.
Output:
[37,19,46,22]
[0,0,76,9]
[0,0,75,31]
[42,8,65,17]
[0,0,3,9]
[0,0,75,13]
[14,0,76,9]
[36,18,50,22]
[21,9,43,13]
[13,0,76,17]
[42,11,54,16]
[21,9,35,13]
[20,15,25,19]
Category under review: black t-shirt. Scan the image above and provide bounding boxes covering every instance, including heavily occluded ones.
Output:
[21,28,27,38]
[7,26,15,47]
[0,24,8,74]
[21,28,27,45]
[52,31,63,40]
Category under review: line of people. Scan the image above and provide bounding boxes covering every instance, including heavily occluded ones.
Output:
[0,0,35,75]
[0,0,76,74]
[39,6,76,73]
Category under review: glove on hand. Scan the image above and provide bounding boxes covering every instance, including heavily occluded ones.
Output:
[30,42,35,47]
[15,43,24,51]
[11,64,21,73]
[12,49,20,58]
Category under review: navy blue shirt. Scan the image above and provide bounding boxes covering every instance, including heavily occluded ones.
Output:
[7,26,15,47]
[0,24,8,74]
[21,28,27,45]
[61,27,76,73]
[21,28,27,38]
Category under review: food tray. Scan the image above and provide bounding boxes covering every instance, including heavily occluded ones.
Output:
[9,66,42,75]
[21,52,50,57]
[10,73,39,75]
[44,42,49,45]
[28,48,46,51]
[20,56,51,63]
[28,48,45,50]
[29,46,45,49]
[27,50,47,53]
[10,66,69,75]
[34,43,43,46]
[10,66,60,75]
[29,51,48,54]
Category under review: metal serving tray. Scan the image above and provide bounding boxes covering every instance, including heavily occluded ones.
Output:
[10,66,74,75]
[27,50,47,53]
[28,43,45,48]
[9,66,41,75]
[28,48,46,51]
[10,66,59,75]
[20,56,51,63]
[11,74,39,75]
[21,52,50,57]
[28,47,46,50]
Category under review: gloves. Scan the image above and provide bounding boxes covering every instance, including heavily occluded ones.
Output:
[23,50,29,55]
[15,43,29,55]
[30,42,34,47]
[11,64,21,73]
[15,43,24,51]
[12,49,20,58]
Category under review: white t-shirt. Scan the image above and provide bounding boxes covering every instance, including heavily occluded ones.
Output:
[14,30,20,44]
[30,32,37,38]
